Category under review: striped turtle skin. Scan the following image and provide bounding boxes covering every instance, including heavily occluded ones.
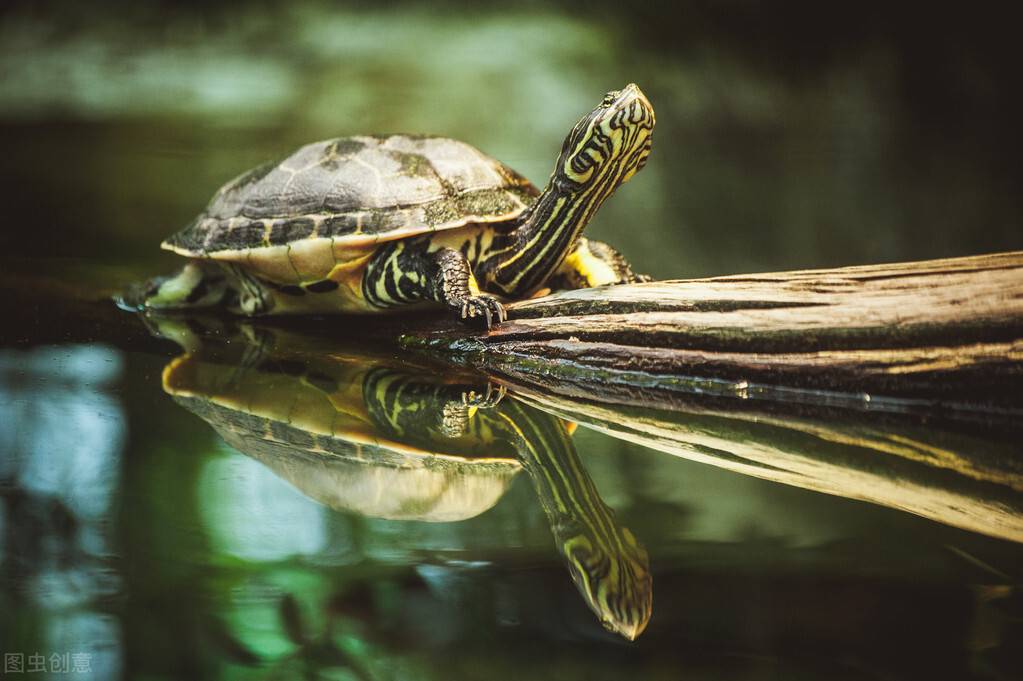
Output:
[140,85,655,328]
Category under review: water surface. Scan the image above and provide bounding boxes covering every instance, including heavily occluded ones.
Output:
[2,267,1021,680]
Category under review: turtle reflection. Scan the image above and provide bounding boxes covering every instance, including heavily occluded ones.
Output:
[156,320,652,640]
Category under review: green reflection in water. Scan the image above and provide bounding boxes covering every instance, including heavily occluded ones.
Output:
[150,317,652,641]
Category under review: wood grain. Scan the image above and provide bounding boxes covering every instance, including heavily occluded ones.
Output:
[398,251,1023,408]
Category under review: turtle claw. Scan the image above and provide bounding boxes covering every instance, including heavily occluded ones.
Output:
[462,382,506,409]
[458,295,506,330]
[440,382,505,437]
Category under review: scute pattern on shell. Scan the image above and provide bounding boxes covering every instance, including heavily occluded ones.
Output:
[170,393,520,521]
[163,134,539,255]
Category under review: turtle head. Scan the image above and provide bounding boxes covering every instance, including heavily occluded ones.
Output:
[553,83,655,195]
[560,521,653,640]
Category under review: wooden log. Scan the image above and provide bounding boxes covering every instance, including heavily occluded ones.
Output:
[386,251,1023,540]
[5,252,1021,410]
[397,251,1023,410]
[7,254,1020,544]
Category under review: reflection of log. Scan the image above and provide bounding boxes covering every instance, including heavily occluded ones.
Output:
[400,251,1023,409]
[386,252,1023,543]
[510,386,1023,544]
[9,253,1021,543]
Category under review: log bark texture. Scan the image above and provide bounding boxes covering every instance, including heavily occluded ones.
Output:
[398,251,1023,411]
[6,253,1021,543]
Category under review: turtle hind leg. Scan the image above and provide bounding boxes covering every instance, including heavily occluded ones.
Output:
[546,238,650,291]
[363,237,507,329]
[134,261,275,316]
[132,261,233,311]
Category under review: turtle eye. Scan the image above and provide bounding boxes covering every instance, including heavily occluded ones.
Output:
[570,146,596,174]
[601,90,619,107]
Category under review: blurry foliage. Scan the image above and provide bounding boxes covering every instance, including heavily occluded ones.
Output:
[1,0,1020,281]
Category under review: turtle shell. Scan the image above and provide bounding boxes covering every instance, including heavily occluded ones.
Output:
[162,134,539,260]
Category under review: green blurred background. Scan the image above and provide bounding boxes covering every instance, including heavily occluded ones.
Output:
[3,2,1023,679]
[2,0,1020,279]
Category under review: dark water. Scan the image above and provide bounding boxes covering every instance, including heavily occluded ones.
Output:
[2,2,1023,680]
[3,293,1022,681]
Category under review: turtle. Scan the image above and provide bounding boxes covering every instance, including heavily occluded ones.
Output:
[156,318,653,639]
[138,84,654,328]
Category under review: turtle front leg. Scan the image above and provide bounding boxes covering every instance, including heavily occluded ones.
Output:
[363,238,507,329]
[547,238,651,291]
[431,248,508,328]
[362,367,506,439]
